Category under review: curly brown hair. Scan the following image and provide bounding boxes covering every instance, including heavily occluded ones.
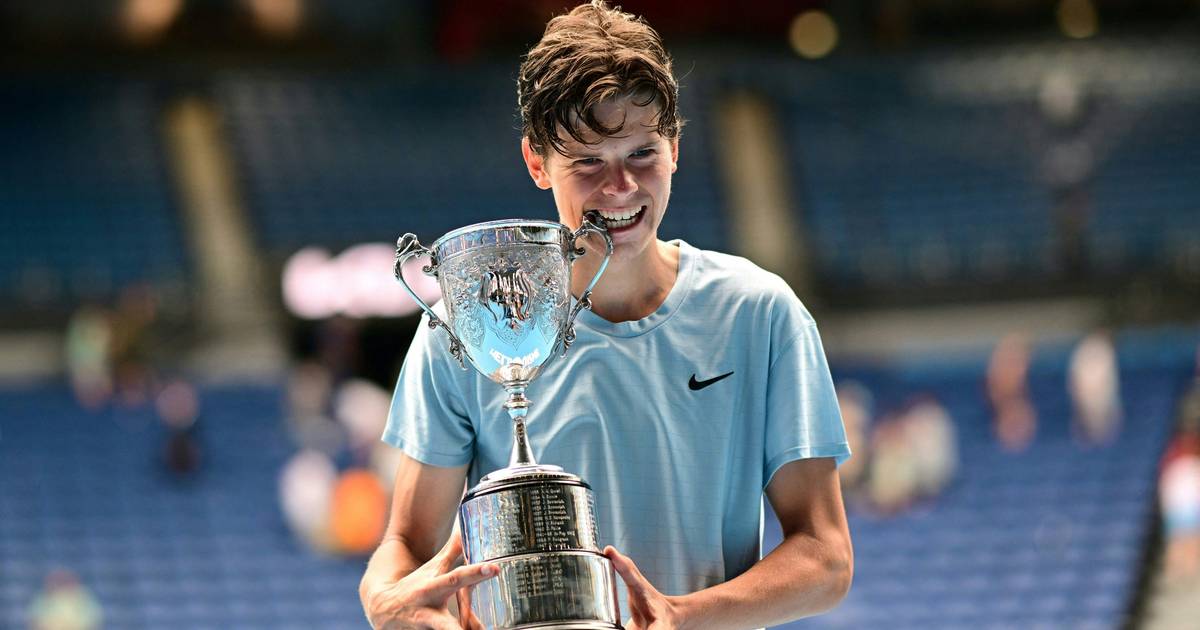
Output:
[517,0,683,157]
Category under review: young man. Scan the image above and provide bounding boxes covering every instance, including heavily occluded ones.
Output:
[359,2,853,628]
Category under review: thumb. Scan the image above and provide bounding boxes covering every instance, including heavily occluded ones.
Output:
[604,546,650,596]
[435,532,466,574]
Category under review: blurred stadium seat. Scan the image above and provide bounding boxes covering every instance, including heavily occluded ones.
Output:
[0,384,366,629]
[722,46,1200,300]
[0,78,188,310]
[3,329,1194,628]
[2,3,1200,627]
[1089,101,1200,278]
[764,330,1198,629]
[213,66,729,257]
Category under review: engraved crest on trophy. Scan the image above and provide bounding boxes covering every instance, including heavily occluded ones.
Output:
[481,263,533,326]
[395,212,622,629]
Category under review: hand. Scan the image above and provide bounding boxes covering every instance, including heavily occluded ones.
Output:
[605,546,685,630]
[363,534,497,630]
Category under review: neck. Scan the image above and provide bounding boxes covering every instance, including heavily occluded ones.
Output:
[571,239,680,323]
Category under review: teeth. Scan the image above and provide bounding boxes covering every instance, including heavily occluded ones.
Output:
[596,207,642,221]
[594,206,644,229]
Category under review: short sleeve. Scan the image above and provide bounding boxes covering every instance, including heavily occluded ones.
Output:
[381,314,477,467]
[763,321,851,486]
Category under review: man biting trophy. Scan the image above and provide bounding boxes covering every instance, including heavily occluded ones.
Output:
[360,2,853,628]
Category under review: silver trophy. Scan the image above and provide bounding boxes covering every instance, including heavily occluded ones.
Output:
[394,212,622,629]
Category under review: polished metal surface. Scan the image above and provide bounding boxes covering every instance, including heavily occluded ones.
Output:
[432,220,568,262]
[394,215,612,471]
[460,472,598,562]
[393,216,619,629]
[461,551,620,629]
[458,469,620,629]
[436,238,570,386]
[394,216,611,387]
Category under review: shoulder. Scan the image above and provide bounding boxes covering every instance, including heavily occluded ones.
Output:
[408,305,477,381]
[685,244,817,329]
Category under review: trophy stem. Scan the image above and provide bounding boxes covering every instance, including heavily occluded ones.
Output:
[503,385,537,468]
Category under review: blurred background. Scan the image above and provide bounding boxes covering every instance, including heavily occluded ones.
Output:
[1,0,1198,628]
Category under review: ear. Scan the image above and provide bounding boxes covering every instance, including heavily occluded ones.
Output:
[521,137,553,190]
[669,137,679,173]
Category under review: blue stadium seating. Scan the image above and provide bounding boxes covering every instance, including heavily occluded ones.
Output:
[8,50,1192,311]
[767,330,1196,629]
[0,77,188,307]
[713,55,1052,290]
[0,384,366,629]
[1088,100,1200,277]
[1,328,1193,628]
[214,66,729,258]
[726,50,1200,291]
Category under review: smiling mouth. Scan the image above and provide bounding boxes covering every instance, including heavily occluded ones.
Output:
[594,206,646,229]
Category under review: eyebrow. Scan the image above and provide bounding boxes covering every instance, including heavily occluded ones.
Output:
[562,140,659,160]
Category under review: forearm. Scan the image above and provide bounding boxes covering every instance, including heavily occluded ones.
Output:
[672,532,852,630]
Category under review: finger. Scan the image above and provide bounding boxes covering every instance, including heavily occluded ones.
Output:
[604,546,649,595]
[456,588,485,630]
[455,588,469,629]
[605,545,655,625]
[455,587,470,628]
[423,563,499,600]
[435,532,466,574]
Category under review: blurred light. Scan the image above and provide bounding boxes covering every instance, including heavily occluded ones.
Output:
[1038,71,1082,125]
[282,244,440,320]
[156,380,199,429]
[1057,0,1099,39]
[246,0,305,38]
[282,247,337,319]
[330,469,388,554]
[789,10,838,60]
[122,0,184,44]
[278,449,337,547]
[334,379,391,450]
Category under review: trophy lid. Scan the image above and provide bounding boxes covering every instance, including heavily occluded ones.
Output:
[465,463,589,500]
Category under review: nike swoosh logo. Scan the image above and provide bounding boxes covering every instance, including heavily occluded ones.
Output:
[689,371,734,391]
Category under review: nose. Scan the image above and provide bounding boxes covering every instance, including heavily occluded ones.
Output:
[601,162,636,197]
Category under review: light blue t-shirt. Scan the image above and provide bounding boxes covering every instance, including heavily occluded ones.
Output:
[383,240,850,604]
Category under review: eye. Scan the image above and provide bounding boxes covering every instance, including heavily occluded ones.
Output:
[630,148,656,159]
[573,157,600,167]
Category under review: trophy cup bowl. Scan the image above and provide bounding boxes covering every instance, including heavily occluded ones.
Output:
[395,213,622,629]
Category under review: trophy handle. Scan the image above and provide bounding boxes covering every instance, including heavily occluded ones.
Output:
[560,211,613,354]
[394,233,468,370]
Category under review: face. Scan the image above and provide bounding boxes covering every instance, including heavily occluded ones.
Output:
[522,96,679,262]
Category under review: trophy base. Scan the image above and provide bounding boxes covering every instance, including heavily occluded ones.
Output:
[462,464,622,629]
[465,551,622,630]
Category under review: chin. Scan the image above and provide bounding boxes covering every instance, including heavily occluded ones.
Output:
[609,234,656,259]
